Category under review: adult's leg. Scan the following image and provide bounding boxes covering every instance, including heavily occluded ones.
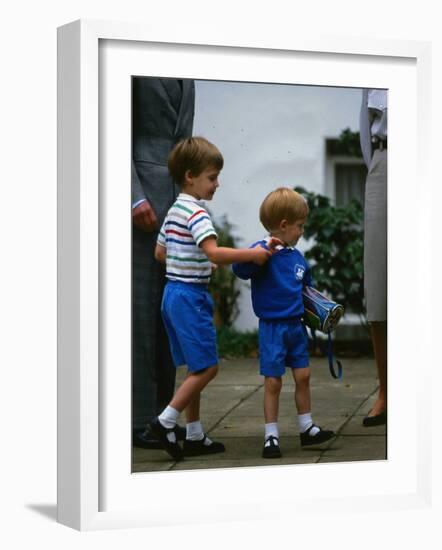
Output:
[367,321,387,416]
[132,161,178,432]
[132,228,160,431]
[364,149,388,422]
[154,284,176,414]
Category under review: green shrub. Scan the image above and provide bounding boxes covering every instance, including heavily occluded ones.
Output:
[209,214,241,327]
[217,326,259,358]
[294,185,364,315]
[327,128,363,157]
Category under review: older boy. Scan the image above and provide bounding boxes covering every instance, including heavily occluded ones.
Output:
[151,137,279,460]
[233,187,335,458]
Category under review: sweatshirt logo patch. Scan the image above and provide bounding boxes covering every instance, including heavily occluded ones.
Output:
[294,264,305,281]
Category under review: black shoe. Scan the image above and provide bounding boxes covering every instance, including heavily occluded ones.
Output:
[133,424,186,449]
[133,429,163,449]
[262,436,282,459]
[183,435,225,457]
[149,417,184,461]
[300,424,335,447]
[363,411,387,427]
[174,424,186,441]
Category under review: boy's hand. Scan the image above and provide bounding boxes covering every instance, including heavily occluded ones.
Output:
[251,245,272,265]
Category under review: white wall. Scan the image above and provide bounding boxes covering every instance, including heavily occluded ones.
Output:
[193,80,362,329]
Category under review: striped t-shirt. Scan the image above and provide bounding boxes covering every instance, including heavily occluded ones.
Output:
[157,193,217,284]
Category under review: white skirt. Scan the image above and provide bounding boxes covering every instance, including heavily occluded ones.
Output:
[364,149,387,322]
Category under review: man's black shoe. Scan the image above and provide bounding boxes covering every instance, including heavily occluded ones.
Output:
[262,436,282,459]
[183,435,225,457]
[133,424,186,449]
[300,424,335,447]
[133,429,163,449]
[362,411,387,427]
[149,417,184,461]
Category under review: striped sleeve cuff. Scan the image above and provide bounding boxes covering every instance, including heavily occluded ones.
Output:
[188,210,217,245]
[195,228,217,246]
[157,225,166,247]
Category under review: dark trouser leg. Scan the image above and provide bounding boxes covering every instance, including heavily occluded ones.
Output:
[132,228,175,431]
[154,286,176,415]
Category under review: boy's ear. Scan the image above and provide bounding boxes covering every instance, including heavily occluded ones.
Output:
[184,169,193,183]
[279,219,288,230]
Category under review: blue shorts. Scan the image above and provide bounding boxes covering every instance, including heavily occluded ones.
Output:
[161,281,218,373]
[259,319,309,377]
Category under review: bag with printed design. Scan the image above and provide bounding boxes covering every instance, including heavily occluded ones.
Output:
[302,286,344,379]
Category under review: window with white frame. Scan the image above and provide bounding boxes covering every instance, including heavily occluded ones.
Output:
[325,132,367,208]
[334,162,367,207]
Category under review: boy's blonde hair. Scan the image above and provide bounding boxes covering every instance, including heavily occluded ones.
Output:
[168,136,224,185]
[259,187,309,232]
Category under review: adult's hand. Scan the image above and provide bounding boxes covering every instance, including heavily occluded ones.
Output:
[132,200,158,232]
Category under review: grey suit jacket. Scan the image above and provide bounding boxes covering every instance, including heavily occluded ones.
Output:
[132,77,195,216]
[131,78,195,427]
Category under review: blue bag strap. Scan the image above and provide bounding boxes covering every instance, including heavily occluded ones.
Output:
[308,327,343,380]
[326,331,343,380]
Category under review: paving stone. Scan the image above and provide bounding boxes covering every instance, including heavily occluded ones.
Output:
[133,356,386,473]
[340,414,387,436]
[318,435,387,462]
[132,448,177,472]
[171,436,320,471]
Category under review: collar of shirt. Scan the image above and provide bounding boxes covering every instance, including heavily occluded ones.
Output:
[264,236,296,251]
[176,192,206,207]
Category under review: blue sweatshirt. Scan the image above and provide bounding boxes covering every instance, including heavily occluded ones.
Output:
[232,240,312,321]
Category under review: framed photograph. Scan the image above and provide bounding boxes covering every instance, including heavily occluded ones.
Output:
[130,77,381,475]
[57,19,432,530]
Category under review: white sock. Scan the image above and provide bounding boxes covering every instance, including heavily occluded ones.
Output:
[186,420,205,441]
[298,413,320,435]
[264,422,279,446]
[158,406,180,429]
[187,421,213,445]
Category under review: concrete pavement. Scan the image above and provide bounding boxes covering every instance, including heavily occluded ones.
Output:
[132,355,386,473]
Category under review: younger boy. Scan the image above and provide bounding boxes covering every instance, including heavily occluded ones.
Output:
[232,187,335,458]
[151,137,279,460]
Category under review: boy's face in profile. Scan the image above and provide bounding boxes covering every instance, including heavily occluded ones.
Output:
[184,166,220,201]
[279,217,306,247]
